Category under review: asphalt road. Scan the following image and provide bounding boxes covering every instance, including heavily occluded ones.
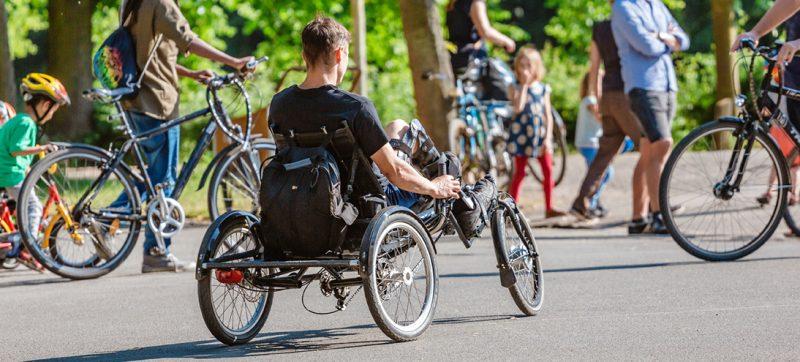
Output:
[4,153,800,360]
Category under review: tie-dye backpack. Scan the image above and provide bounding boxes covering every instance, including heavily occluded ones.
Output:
[92,27,139,93]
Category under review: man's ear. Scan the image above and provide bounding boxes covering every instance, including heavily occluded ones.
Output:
[334,47,343,64]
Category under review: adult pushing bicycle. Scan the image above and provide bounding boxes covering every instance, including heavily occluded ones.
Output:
[16,57,274,279]
[660,39,800,261]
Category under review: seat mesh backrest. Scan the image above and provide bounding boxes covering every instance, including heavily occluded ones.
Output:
[273,126,385,198]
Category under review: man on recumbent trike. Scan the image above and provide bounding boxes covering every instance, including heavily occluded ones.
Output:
[196,16,541,347]
[266,16,496,246]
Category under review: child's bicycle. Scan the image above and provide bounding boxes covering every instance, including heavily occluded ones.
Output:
[16,58,273,279]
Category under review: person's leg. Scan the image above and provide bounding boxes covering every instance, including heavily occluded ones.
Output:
[629,89,674,213]
[570,95,627,216]
[8,183,42,239]
[632,137,649,220]
[130,114,179,254]
[509,155,527,201]
[538,151,554,213]
[578,147,601,209]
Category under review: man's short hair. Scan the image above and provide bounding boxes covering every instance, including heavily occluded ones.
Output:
[302,16,351,67]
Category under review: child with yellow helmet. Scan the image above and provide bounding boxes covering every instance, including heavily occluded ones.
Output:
[0,73,70,244]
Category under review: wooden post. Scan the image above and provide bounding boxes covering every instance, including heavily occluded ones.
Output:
[398,0,456,148]
[350,0,368,96]
[711,0,736,149]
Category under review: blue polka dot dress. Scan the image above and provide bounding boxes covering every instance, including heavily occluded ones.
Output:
[507,82,549,158]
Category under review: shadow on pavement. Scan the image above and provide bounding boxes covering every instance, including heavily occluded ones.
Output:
[440,255,800,280]
[33,314,519,361]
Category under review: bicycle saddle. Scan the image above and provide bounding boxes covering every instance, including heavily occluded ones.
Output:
[82,87,135,102]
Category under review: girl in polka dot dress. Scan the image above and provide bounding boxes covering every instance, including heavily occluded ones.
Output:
[507,45,566,218]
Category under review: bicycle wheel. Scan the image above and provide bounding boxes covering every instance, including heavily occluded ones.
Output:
[207,139,276,220]
[781,148,800,235]
[492,198,543,315]
[491,136,513,190]
[449,119,482,184]
[17,147,142,279]
[362,208,438,341]
[198,214,273,345]
[530,122,568,187]
[660,120,788,261]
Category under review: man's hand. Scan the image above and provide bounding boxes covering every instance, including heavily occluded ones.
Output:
[190,70,215,83]
[503,38,516,53]
[731,31,759,52]
[658,32,681,52]
[777,39,800,69]
[231,56,256,73]
[430,175,461,199]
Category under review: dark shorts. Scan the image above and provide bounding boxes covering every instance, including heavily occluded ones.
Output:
[384,183,419,209]
[628,88,677,142]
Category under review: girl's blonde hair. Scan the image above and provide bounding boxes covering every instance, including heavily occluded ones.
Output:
[514,45,545,83]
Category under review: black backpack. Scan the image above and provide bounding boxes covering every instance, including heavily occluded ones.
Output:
[259,133,358,257]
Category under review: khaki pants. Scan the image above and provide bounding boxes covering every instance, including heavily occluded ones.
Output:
[571,91,644,212]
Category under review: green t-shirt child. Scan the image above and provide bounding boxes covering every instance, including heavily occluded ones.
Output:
[0,113,37,188]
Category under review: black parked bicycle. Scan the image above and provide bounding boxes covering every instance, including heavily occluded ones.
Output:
[660,40,800,261]
[17,57,275,279]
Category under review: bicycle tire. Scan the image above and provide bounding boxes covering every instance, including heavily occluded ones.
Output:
[782,147,800,235]
[529,121,568,187]
[207,138,276,220]
[18,147,142,279]
[660,119,788,261]
[491,199,543,315]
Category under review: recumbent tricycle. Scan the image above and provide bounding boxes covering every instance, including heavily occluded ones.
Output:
[195,121,543,345]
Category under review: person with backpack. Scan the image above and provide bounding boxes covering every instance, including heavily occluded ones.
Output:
[117,0,254,273]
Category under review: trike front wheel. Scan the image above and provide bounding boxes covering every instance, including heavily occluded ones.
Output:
[492,198,543,315]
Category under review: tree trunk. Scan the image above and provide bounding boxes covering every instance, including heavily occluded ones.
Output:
[711,1,736,117]
[47,0,96,140]
[711,0,735,149]
[398,0,456,148]
[0,0,16,105]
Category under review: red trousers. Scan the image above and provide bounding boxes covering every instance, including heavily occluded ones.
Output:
[509,152,554,212]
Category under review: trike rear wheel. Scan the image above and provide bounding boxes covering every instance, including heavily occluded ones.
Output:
[361,208,438,341]
[198,214,274,346]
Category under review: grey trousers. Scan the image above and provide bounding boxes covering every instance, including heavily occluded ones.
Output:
[7,183,42,236]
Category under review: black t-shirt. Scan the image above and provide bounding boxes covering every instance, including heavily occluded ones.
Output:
[447,0,481,71]
[592,20,625,92]
[268,84,390,186]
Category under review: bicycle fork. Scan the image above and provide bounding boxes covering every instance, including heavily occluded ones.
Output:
[716,125,767,199]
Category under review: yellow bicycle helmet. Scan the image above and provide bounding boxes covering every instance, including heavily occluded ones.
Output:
[20,73,71,106]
